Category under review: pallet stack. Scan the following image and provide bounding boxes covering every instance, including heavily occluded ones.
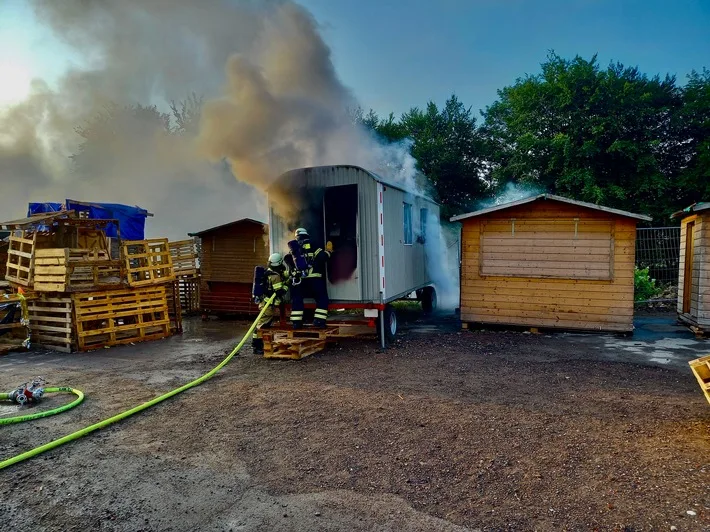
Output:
[168,239,200,318]
[2,211,179,353]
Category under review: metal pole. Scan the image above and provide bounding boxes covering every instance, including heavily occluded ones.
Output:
[379,309,386,349]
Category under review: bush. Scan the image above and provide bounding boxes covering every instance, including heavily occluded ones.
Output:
[634,266,660,302]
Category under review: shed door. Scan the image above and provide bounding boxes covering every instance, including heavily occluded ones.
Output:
[683,221,695,314]
[324,184,361,301]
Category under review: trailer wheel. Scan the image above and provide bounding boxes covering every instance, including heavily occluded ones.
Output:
[421,287,437,315]
[377,304,398,346]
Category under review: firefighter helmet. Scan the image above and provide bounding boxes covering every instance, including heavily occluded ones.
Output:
[268,253,284,267]
[294,227,308,238]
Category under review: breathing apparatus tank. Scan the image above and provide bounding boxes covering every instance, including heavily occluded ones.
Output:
[288,240,310,273]
[252,265,267,300]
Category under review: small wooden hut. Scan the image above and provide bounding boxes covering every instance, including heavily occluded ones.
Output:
[672,202,710,335]
[451,194,651,333]
[189,218,268,316]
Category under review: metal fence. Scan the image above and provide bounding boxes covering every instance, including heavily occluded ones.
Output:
[635,227,680,286]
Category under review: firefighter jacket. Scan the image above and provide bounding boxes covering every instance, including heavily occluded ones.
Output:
[300,239,331,278]
[264,267,290,305]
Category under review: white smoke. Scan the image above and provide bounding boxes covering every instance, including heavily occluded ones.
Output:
[478,182,543,209]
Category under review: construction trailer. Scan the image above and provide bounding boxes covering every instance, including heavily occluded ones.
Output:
[451,194,651,333]
[188,219,269,317]
[673,202,710,335]
[267,165,440,345]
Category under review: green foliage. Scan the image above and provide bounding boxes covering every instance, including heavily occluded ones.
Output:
[634,266,661,302]
[355,96,492,218]
[481,52,689,221]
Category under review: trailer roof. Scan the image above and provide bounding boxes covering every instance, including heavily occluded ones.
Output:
[272,165,438,204]
[188,217,265,237]
[450,193,652,222]
[671,202,710,218]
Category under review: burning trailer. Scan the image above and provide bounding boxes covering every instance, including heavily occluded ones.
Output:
[267,165,440,347]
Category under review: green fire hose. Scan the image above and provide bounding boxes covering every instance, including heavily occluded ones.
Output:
[0,387,85,425]
[0,293,275,471]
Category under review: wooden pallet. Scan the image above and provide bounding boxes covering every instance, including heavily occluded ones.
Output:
[165,281,183,333]
[169,239,198,277]
[5,234,35,286]
[123,239,175,288]
[27,296,74,353]
[73,286,170,351]
[33,248,123,292]
[689,354,710,406]
[178,276,200,314]
[261,324,372,360]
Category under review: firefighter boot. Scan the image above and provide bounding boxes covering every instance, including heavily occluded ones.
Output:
[252,337,264,355]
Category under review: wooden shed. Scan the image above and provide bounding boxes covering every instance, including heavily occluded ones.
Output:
[189,218,268,316]
[451,194,651,333]
[673,202,710,334]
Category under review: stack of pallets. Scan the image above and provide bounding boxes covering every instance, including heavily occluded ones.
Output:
[2,233,178,352]
[168,239,200,320]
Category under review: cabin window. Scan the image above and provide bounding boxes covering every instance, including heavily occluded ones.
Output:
[403,203,413,245]
[419,208,428,244]
[479,218,614,280]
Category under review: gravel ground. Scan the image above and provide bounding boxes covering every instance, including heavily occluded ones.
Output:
[0,315,709,531]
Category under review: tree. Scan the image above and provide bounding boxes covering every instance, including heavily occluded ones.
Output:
[673,69,710,209]
[356,96,490,219]
[481,52,685,222]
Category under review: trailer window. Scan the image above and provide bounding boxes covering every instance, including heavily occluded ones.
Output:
[419,208,428,243]
[403,203,413,245]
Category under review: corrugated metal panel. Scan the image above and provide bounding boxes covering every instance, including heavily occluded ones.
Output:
[382,187,438,301]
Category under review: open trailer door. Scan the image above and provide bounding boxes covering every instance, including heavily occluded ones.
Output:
[323,184,361,301]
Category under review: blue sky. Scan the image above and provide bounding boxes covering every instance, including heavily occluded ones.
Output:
[1,0,708,117]
[300,0,710,117]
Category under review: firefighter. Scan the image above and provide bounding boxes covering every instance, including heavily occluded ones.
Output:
[289,228,333,329]
[252,252,290,355]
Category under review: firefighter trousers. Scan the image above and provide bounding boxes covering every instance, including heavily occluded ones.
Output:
[290,277,329,327]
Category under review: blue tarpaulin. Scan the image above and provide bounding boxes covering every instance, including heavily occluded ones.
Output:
[27,200,149,240]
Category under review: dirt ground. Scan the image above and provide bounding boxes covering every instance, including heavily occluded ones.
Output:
[1,311,709,531]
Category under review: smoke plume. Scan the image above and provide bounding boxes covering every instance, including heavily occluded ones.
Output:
[2,0,459,309]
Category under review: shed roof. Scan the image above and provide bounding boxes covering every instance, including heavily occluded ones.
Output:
[671,202,710,219]
[272,165,438,204]
[188,218,265,237]
[450,194,652,222]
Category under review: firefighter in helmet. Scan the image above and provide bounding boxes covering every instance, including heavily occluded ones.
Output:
[252,252,290,354]
[289,228,333,328]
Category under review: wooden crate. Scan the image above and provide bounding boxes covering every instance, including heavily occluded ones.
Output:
[169,239,198,277]
[165,281,183,333]
[33,248,123,293]
[178,275,200,314]
[0,293,30,355]
[123,239,175,288]
[27,296,73,353]
[73,286,170,351]
[689,355,710,406]
[261,326,348,360]
[5,234,35,286]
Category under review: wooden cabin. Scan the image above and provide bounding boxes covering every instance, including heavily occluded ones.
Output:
[673,202,710,334]
[189,218,268,316]
[451,194,651,333]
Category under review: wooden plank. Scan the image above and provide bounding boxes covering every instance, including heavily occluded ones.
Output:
[460,307,633,325]
[461,300,634,317]
[461,315,632,332]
